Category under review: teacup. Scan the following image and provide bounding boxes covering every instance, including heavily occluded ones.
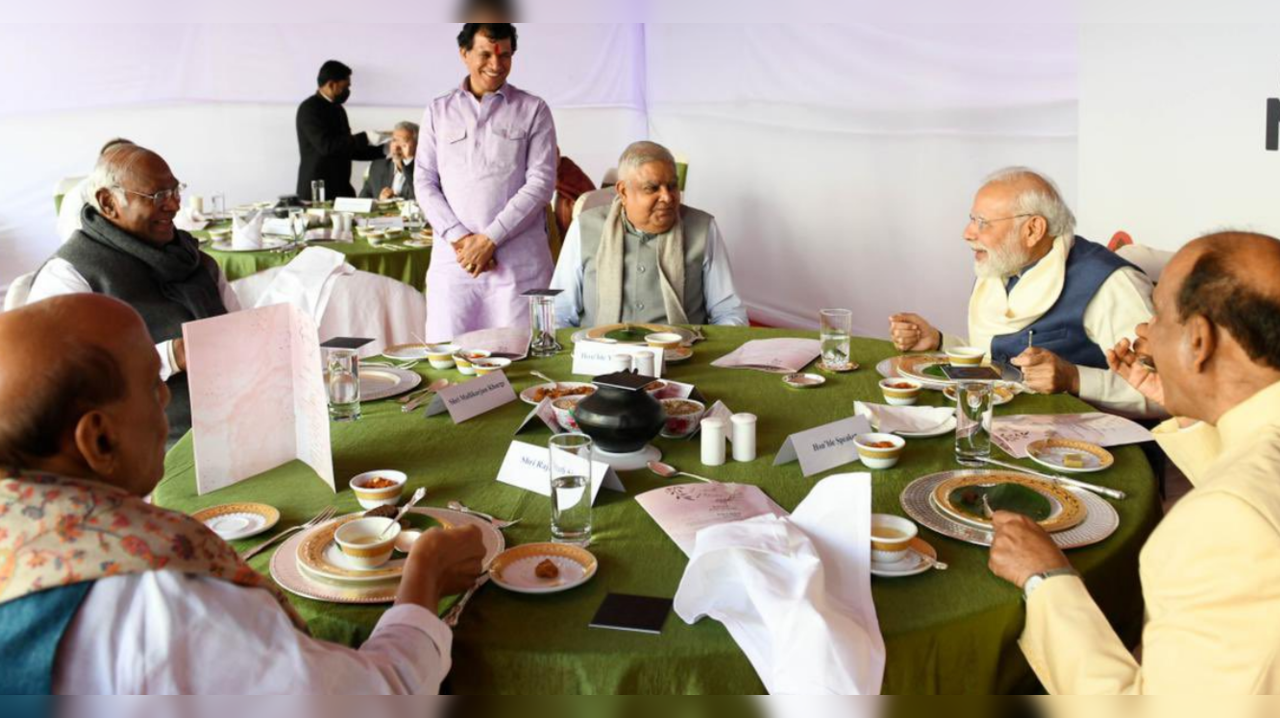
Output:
[552,396,585,432]
[472,357,512,377]
[364,229,388,246]
[946,347,986,367]
[334,517,402,569]
[453,350,492,376]
[879,378,924,406]
[660,398,707,438]
[350,470,407,509]
[870,514,919,565]
[424,343,459,370]
[645,333,684,350]
[855,433,906,470]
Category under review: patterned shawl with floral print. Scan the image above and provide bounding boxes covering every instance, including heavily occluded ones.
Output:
[0,469,307,632]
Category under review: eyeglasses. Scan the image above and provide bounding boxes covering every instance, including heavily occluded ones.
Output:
[117,182,187,207]
[968,213,1033,232]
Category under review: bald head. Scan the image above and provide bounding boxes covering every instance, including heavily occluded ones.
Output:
[86,144,181,246]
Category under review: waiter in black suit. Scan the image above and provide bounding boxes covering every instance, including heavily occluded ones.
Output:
[360,121,418,201]
[295,60,386,199]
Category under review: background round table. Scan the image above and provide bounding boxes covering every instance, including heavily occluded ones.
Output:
[154,327,1160,694]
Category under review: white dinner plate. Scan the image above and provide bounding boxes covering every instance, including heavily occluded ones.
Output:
[519,382,596,406]
[360,367,422,402]
[489,543,597,595]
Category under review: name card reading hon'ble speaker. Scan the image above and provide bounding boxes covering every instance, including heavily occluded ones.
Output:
[774,416,872,478]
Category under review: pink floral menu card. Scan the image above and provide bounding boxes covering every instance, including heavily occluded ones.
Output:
[637,483,788,557]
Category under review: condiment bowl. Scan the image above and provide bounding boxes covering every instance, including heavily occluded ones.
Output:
[645,333,683,350]
[453,350,492,376]
[855,433,906,470]
[424,343,459,370]
[350,470,407,509]
[472,357,513,377]
[551,396,586,432]
[335,517,401,568]
[879,378,924,406]
[660,398,707,439]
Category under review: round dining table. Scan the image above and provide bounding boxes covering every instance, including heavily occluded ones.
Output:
[154,327,1161,694]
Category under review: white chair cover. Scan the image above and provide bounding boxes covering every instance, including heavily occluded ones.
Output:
[3,272,38,311]
[1117,244,1176,282]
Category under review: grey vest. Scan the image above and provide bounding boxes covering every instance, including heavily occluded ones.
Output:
[53,233,224,447]
[577,204,710,328]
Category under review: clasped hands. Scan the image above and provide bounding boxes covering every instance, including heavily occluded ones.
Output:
[454,234,499,278]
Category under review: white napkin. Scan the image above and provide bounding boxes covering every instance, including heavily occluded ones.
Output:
[674,474,886,695]
[252,247,354,323]
[854,401,955,435]
[174,198,209,232]
[711,338,822,374]
[232,209,266,250]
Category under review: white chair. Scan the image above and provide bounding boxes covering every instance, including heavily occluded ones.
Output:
[53,176,85,216]
[3,272,38,311]
[1117,244,1175,283]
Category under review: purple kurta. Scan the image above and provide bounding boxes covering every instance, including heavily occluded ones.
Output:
[415,80,558,342]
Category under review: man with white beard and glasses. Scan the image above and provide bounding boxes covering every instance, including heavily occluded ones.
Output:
[889,168,1159,417]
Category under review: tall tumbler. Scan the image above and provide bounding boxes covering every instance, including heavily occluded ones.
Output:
[954,381,994,466]
[549,433,594,546]
[528,294,561,358]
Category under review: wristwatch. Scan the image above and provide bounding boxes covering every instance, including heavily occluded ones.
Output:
[1023,567,1080,601]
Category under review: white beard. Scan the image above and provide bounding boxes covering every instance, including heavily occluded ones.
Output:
[972,231,1032,280]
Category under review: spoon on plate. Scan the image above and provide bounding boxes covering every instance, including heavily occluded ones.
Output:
[647,460,716,484]
[380,487,426,538]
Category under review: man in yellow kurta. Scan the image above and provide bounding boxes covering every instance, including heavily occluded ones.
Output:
[889,168,1160,418]
[988,231,1280,694]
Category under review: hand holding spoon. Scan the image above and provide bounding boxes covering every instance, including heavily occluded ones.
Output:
[648,460,715,484]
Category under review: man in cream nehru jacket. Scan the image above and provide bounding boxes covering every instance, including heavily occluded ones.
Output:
[990,232,1280,694]
[889,168,1159,417]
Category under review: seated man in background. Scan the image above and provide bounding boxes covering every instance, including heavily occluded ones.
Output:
[989,232,1280,693]
[55,137,133,242]
[551,141,748,328]
[28,144,239,447]
[362,121,419,201]
[889,168,1159,417]
[0,295,486,694]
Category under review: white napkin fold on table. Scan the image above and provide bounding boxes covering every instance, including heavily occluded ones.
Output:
[853,401,955,434]
[674,474,886,695]
[174,200,209,232]
[252,247,354,323]
[232,209,266,250]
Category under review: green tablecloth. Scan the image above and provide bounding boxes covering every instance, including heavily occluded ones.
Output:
[154,327,1160,695]
[197,222,431,291]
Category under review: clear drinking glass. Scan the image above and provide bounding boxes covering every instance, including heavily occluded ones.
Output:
[528,295,561,358]
[954,381,994,466]
[324,348,361,422]
[402,200,424,231]
[549,433,593,546]
[310,180,326,205]
[209,193,226,217]
[288,208,308,244]
[819,308,854,370]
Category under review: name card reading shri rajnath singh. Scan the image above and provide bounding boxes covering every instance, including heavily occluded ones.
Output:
[774,416,872,477]
[423,370,518,423]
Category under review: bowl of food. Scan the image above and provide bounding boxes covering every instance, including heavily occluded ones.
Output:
[349,470,407,509]
[334,517,401,569]
[643,379,669,398]
[660,398,707,439]
[424,343,459,370]
[946,347,986,367]
[472,357,512,377]
[453,350,492,376]
[879,378,924,406]
[551,396,586,432]
[855,433,906,470]
[645,333,684,350]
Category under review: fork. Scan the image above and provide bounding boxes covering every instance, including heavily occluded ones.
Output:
[447,501,522,530]
[239,506,337,561]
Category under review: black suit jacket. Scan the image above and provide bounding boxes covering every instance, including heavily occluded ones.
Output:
[295,93,385,198]
[360,157,417,200]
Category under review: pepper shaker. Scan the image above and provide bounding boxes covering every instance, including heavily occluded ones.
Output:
[731,413,758,462]
[700,418,726,467]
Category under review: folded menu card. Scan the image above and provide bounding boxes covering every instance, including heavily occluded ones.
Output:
[185,304,335,496]
[991,412,1154,458]
[637,483,788,557]
[711,338,821,374]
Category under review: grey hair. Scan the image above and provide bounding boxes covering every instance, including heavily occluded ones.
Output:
[984,166,1077,239]
[393,121,419,139]
[85,144,153,211]
[617,141,676,183]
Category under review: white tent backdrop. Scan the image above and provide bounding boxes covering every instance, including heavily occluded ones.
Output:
[0,22,1078,337]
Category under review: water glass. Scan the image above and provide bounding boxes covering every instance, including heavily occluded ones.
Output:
[954,381,994,466]
[549,433,594,546]
[528,295,561,358]
[402,200,425,231]
[209,193,226,217]
[288,208,308,243]
[310,180,326,205]
[324,348,361,422]
[819,308,854,370]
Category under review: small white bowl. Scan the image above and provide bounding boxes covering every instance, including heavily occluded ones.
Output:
[334,517,401,569]
[855,433,906,470]
[453,350,492,376]
[349,470,407,510]
[424,344,459,370]
[551,396,586,432]
[946,347,986,367]
[870,514,919,565]
[879,378,924,407]
[472,357,513,377]
[660,398,707,438]
[645,332,684,350]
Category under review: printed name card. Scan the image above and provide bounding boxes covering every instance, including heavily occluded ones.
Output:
[360,216,405,230]
[514,397,562,435]
[571,342,665,377]
[333,197,375,214]
[774,416,872,478]
[424,371,518,424]
[495,441,626,505]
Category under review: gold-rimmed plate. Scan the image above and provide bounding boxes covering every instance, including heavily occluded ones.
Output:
[193,502,280,541]
[383,343,428,360]
[359,366,422,402]
[1027,439,1115,474]
[930,473,1086,534]
[489,542,597,595]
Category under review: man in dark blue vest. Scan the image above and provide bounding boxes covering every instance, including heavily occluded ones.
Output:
[890,167,1160,417]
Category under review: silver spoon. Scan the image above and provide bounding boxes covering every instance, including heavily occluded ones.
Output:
[647,460,715,484]
[402,378,450,413]
[380,487,426,538]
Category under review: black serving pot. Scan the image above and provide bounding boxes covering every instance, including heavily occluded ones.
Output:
[575,380,667,454]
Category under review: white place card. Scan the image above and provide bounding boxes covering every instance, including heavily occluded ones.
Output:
[636,483,788,557]
[359,216,405,230]
[572,341,665,378]
[185,304,334,496]
[333,197,375,214]
[424,370,518,424]
[514,397,562,435]
[774,416,872,478]
[495,441,626,504]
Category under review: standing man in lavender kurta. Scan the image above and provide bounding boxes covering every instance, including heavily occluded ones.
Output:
[415,22,557,342]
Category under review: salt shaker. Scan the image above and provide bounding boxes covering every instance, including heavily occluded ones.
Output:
[731,413,758,462]
[633,349,657,378]
[700,418,726,467]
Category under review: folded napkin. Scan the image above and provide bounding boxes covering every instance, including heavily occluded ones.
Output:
[174,199,209,232]
[674,474,886,695]
[711,338,821,374]
[854,402,955,435]
[232,209,266,250]
[252,247,354,323]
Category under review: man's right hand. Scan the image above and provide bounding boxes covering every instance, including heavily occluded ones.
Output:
[1107,337,1165,407]
[396,525,486,612]
[379,187,396,201]
[889,313,942,352]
